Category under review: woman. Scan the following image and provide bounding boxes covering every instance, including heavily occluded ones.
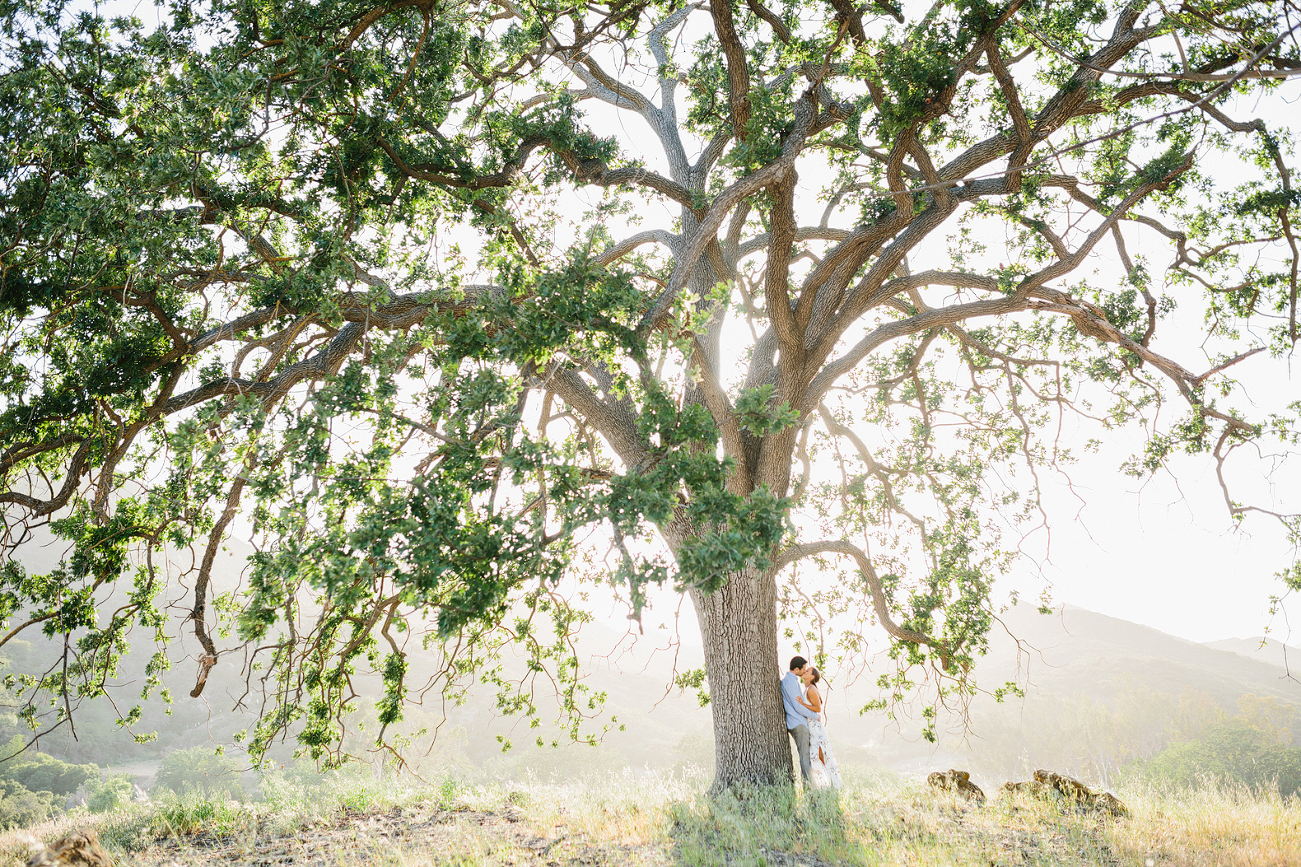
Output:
[796,665,842,790]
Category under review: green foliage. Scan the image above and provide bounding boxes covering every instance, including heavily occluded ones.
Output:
[674,668,711,707]
[45,768,1301,866]
[152,746,246,801]
[0,737,97,828]
[0,778,61,830]
[86,772,135,814]
[1127,692,1301,797]
[0,737,97,796]
[151,789,250,836]
[734,385,800,436]
[668,782,858,865]
[1143,727,1301,798]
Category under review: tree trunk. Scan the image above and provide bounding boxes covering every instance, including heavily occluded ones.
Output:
[689,566,793,789]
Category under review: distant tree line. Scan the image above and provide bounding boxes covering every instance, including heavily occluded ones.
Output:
[967,680,1301,796]
[1140,695,1301,798]
[0,736,95,829]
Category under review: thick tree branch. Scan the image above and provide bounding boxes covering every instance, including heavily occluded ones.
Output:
[807,294,1030,410]
[596,230,679,266]
[775,540,959,668]
[543,364,648,471]
[637,91,818,336]
[709,0,752,141]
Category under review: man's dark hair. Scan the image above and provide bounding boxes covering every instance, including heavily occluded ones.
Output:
[789,656,807,671]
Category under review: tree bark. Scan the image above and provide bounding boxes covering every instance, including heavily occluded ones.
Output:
[689,566,793,788]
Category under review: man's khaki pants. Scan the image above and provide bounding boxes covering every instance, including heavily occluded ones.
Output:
[788,724,812,782]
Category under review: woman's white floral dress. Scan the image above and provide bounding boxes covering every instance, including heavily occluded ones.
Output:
[805,699,842,790]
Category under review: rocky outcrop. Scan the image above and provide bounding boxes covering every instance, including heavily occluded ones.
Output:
[1002,770,1130,818]
[24,829,112,866]
[927,769,986,803]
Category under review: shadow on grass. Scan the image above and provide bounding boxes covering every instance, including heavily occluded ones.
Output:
[667,785,870,867]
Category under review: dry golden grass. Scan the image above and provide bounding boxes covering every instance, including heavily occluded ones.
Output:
[1102,785,1301,867]
[1,769,1297,866]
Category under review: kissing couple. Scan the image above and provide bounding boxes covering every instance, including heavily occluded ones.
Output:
[781,656,842,790]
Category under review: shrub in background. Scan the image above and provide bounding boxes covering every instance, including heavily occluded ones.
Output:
[1143,726,1301,798]
[0,736,99,828]
[1253,745,1301,798]
[152,746,246,800]
[86,773,136,813]
[0,778,61,829]
[0,736,97,796]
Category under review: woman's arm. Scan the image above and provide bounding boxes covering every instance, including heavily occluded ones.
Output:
[804,686,822,713]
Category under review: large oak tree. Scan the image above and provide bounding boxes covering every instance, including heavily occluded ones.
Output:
[1,0,1299,787]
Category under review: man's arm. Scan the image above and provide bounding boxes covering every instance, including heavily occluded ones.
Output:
[780,674,818,720]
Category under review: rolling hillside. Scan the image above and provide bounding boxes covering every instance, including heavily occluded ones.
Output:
[1205,636,1301,672]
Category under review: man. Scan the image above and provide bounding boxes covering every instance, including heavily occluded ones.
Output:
[781,655,817,784]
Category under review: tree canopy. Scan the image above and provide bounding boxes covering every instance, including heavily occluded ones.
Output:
[1,0,1299,787]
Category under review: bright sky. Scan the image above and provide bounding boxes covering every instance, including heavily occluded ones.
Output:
[1024,446,1298,645]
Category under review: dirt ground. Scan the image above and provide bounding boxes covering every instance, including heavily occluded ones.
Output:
[121,804,669,867]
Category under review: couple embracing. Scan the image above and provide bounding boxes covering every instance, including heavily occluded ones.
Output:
[781,656,842,790]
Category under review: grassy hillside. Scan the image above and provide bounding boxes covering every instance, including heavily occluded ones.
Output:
[2,770,1298,867]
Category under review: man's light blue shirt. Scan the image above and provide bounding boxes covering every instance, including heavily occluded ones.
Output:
[781,671,817,730]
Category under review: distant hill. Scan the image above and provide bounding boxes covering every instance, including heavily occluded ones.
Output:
[856,604,1301,788]
[1204,636,1301,673]
[973,605,1301,708]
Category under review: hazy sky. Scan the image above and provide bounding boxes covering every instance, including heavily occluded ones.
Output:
[1023,446,1297,645]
